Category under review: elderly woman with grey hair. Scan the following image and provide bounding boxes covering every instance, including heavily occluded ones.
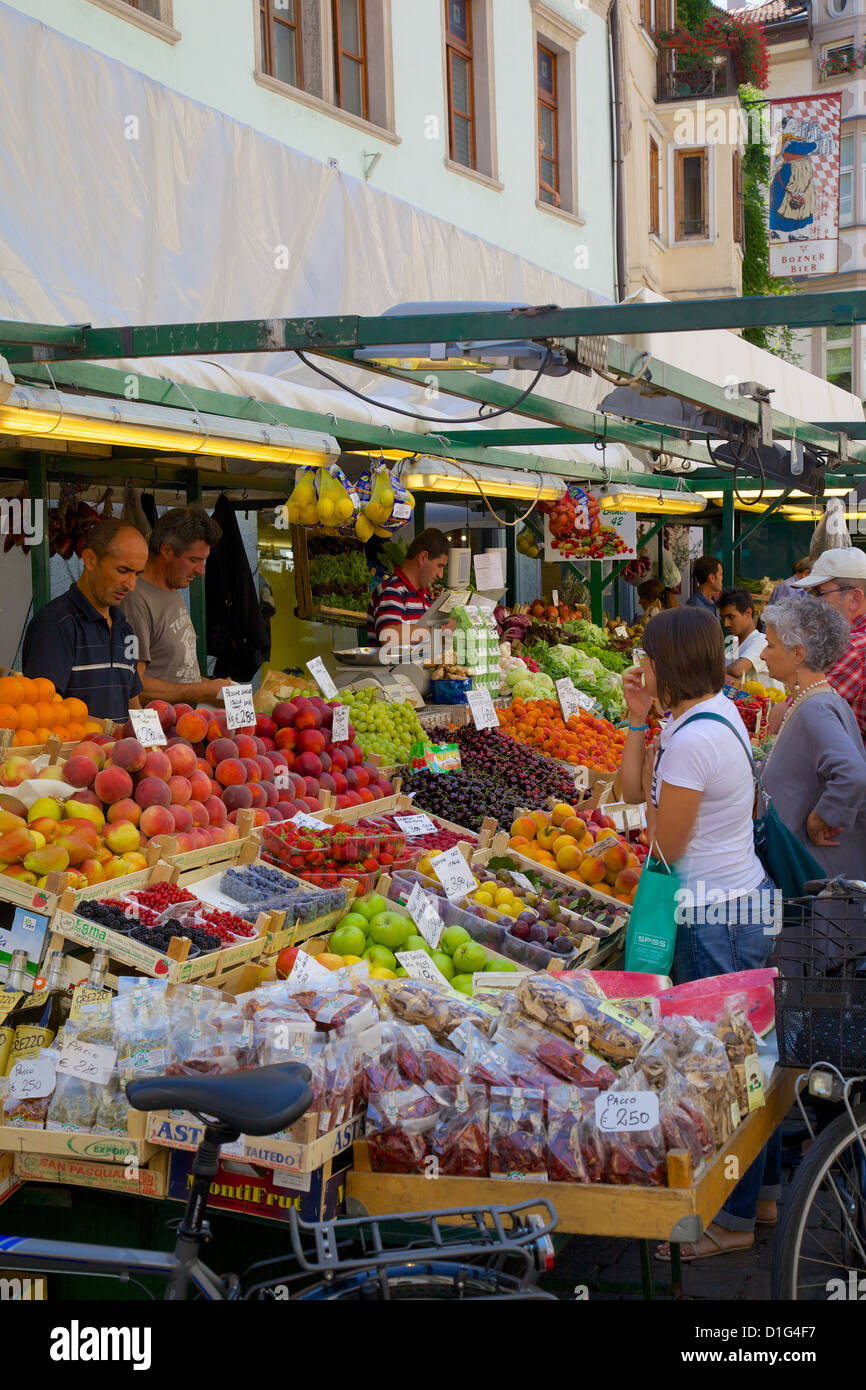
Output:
[761,597,866,876]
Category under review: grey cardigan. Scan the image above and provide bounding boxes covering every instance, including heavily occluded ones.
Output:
[761,690,866,878]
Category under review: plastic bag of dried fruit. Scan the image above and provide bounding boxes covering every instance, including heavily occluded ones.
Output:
[428,1083,489,1177]
[366,1085,440,1173]
[546,1084,600,1182]
[488,1086,547,1180]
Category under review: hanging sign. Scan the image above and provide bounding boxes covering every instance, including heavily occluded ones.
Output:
[768,93,842,277]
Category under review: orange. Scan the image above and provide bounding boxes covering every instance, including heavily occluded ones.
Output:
[83,720,104,734]
[63,697,89,723]
[19,677,38,703]
[0,675,25,706]
[65,721,86,741]
[46,703,68,728]
[33,726,54,743]
[0,704,19,731]
[30,676,55,702]
[15,703,38,731]
[11,730,28,745]
[34,701,59,728]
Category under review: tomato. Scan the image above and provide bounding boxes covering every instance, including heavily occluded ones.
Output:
[276,946,301,978]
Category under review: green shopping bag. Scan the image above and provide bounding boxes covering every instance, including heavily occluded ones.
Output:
[623,847,680,975]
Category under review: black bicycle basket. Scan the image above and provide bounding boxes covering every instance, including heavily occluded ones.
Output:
[774,889,866,1072]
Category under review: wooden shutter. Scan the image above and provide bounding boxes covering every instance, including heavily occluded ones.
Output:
[733,149,744,246]
[649,137,660,235]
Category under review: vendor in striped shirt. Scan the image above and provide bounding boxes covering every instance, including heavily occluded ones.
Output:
[367,528,450,650]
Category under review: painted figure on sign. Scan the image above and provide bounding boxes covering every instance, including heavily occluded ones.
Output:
[770,118,818,241]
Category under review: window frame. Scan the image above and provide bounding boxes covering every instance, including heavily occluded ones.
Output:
[333,0,369,120]
[537,42,560,207]
[445,0,476,170]
[259,0,304,92]
[649,134,661,237]
[531,2,584,222]
[840,130,855,226]
[673,146,709,241]
[825,322,854,393]
[732,147,744,247]
[84,0,179,41]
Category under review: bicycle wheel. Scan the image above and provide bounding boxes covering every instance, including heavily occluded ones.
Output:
[772,1101,866,1301]
[296,1262,552,1300]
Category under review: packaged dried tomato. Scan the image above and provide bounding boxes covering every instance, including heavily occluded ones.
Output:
[366,1085,440,1173]
[495,1017,616,1091]
[450,1022,558,1092]
[546,1085,599,1183]
[428,1084,489,1177]
[598,1069,666,1187]
[488,1087,547,1180]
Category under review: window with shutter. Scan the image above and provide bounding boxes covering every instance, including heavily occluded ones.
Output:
[446,0,475,168]
[649,136,660,235]
[674,148,708,239]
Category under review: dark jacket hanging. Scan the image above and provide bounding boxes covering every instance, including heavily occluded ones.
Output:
[205,493,270,681]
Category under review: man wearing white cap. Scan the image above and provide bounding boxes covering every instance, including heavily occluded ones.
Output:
[793,547,866,740]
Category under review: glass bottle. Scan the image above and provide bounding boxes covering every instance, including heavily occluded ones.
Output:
[5,950,66,1073]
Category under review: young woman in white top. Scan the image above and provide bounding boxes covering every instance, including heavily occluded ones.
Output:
[619,606,780,1260]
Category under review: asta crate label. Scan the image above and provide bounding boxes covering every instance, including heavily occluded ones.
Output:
[409,741,461,774]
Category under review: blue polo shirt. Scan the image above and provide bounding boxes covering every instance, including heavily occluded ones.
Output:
[686,590,718,612]
[22,585,142,721]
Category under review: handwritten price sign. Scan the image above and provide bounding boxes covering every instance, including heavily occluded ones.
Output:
[56,1038,117,1087]
[594,1090,659,1133]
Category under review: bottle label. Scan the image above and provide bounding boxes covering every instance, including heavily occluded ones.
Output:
[0,992,23,1022]
[0,1026,15,1074]
[7,1025,56,1069]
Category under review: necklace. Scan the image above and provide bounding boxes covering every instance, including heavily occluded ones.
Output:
[776,679,831,739]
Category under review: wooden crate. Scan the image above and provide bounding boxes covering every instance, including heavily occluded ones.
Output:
[0,1108,157,1166]
[481,831,632,915]
[347,1068,797,1244]
[147,1110,364,1176]
[14,1148,169,1199]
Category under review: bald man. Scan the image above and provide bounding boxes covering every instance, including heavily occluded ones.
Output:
[23,519,148,720]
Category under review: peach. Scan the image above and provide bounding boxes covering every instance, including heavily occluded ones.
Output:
[215,758,246,787]
[188,800,209,828]
[551,802,576,827]
[274,800,295,821]
[531,809,550,830]
[603,842,630,873]
[176,712,208,744]
[255,715,277,740]
[204,826,225,845]
[107,798,142,827]
[207,737,239,768]
[168,775,192,806]
[63,754,99,789]
[294,752,322,779]
[168,804,193,834]
[272,700,298,729]
[234,734,257,760]
[187,828,210,849]
[222,822,240,841]
[0,756,37,787]
[173,833,195,854]
[251,808,270,826]
[615,867,640,893]
[104,821,142,855]
[135,776,172,809]
[140,804,176,838]
[189,769,212,803]
[536,824,561,851]
[240,758,261,784]
[146,699,176,731]
[275,728,297,752]
[69,740,107,770]
[167,742,197,777]
[248,784,266,809]
[552,833,577,854]
[94,766,133,805]
[195,757,211,776]
[262,781,279,806]
[206,714,228,742]
[556,843,582,873]
[297,728,326,756]
[222,784,252,812]
[561,816,587,841]
[80,857,105,885]
[141,749,172,780]
[510,815,538,842]
[578,856,607,885]
[204,794,227,826]
[111,738,147,773]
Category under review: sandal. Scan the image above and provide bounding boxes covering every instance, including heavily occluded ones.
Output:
[655,1222,755,1263]
[756,1200,778,1227]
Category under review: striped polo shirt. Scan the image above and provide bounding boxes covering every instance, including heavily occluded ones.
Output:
[22,583,143,721]
[367,568,431,642]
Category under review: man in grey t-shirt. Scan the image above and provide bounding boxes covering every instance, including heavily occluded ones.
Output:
[122,505,232,705]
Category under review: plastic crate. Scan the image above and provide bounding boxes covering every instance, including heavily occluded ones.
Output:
[260,822,407,865]
[774,890,866,1072]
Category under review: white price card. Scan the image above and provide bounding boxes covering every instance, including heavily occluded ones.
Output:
[291,813,331,830]
[223,684,256,731]
[508,871,535,894]
[9,1057,55,1102]
[473,551,504,592]
[128,708,167,746]
[555,677,582,723]
[306,657,338,699]
[405,882,444,948]
[585,833,620,859]
[614,625,629,639]
[429,845,477,900]
[331,705,350,743]
[466,687,499,731]
[221,1134,247,1158]
[287,949,335,990]
[395,813,436,838]
[56,1037,117,1087]
[595,1090,659,1132]
[391,502,412,521]
[396,950,452,988]
[552,589,559,608]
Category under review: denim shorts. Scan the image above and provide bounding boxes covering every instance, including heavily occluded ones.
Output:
[672,874,778,986]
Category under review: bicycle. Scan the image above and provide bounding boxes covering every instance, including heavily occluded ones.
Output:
[770,876,866,1301]
[0,1062,558,1300]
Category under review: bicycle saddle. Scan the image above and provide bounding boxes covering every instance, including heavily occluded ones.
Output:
[126,1063,313,1136]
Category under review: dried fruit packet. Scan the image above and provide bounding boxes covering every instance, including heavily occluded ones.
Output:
[488,1087,547,1180]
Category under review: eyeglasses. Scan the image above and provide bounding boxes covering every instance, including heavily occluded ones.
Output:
[807,585,851,598]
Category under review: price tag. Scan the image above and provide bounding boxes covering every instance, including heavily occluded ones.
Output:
[429,845,477,901]
[472,971,521,996]
[556,677,582,723]
[56,1037,117,1086]
[331,705,350,743]
[473,552,504,592]
[594,1089,659,1133]
[221,1134,247,1158]
[9,1056,55,1101]
[395,949,452,988]
[291,812,331,830]
[395,813,437,838]
[406,882,443,948]
[466,688,499,731]
[287,949,334,990]
[307,657,338,699]
[223,684,256,731]
[392,502,412,521]
[508,871,535,894]
[128,708,167,746]
[615,625,629,639]
[552,590,559,607]
[585,833,620,859]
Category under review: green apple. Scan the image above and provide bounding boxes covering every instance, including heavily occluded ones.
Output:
[431,951,455,980]
[439,925,471,956]
[485,958,516,972]
[368,912,413,950]
[452,942,487,974]
[328,924,367,957]
[395,966,409,978]
[450,973,474,995]
[356,894,389,922]
[403,934,432,955]
[363,943,398,971]
[338,912,370,933]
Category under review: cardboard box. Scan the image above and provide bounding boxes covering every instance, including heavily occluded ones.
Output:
[0,1111,156,1166]
[147,1110,364,1175]
[166,1148,350,1224]
[13,1149,168,1199]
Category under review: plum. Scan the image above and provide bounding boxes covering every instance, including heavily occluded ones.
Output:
[509,921,532,941]
[529,923,548,944]
[553,936,574,954]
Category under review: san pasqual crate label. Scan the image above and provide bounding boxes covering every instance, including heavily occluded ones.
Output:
[8,1056,55,1102]
[395,949,452,989]
[594,1089,659,1133]
[429,845,477,900]
[306,657,338,699]
[331,705,350,743]
[56,1037,117,1087]
[405,882,443,948]
[466,688,499,731]
[223,684,256,731]
[744,1052,766,1111]
[128,707,167,746]
[394,813,436,838]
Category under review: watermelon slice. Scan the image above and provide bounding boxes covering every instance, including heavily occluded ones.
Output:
[588,970,672,998]
[656,968,777,1037]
